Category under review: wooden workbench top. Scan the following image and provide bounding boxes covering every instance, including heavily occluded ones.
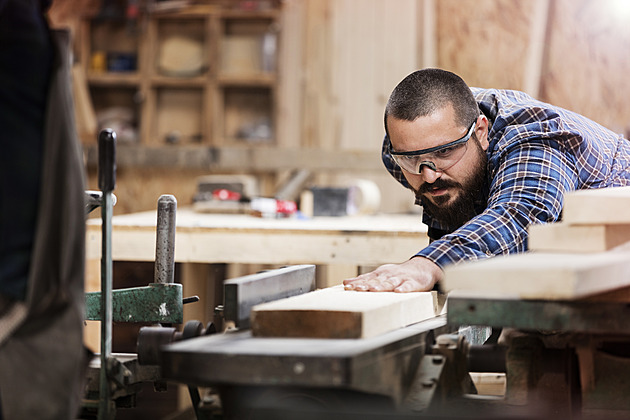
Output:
[86,209,429,265]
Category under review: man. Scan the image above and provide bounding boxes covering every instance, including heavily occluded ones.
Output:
[344,68,630,293]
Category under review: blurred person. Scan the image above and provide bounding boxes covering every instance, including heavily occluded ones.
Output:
[0,0,89,418]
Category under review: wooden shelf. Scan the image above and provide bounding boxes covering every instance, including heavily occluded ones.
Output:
[220,9,280,19]
[80,4,281,148]
[217,73,275,86]
[150,75,208,87]
[87,72,141,86]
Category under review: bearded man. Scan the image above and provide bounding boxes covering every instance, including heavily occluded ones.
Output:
[344,68,630,293]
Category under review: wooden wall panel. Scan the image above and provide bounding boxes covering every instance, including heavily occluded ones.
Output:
[298,0,421,213]
[276,0,306,148]
[540,0,630,134]
[436,0,535,90]
[301,0,419,151]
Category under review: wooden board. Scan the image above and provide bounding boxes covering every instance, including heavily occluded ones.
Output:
[250,285,443,339]
[528,222,630,253]
[441,250,630,300]
[563,186,630,224]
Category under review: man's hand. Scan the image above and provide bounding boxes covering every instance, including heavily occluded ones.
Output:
[343,257,443,292]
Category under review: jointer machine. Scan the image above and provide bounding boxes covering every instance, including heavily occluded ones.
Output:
[143,269,630,420]
[86,130,630,419]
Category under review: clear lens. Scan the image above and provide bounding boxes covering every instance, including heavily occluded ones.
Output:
[393,141,468,173]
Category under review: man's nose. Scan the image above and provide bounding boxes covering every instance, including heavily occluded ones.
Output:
[420,164,442,183]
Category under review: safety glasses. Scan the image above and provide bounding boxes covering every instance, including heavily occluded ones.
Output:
[389,119,476,173]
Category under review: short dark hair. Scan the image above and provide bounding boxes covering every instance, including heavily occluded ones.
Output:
[384,68,479,137]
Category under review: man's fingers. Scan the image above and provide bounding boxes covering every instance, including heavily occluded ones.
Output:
[345,260,439,293]
[393,279,424,293]
[367,277,403,292]
[344,276,404,292]
[343,270,383,289]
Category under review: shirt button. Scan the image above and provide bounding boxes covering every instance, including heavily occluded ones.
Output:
[485,250,493,256]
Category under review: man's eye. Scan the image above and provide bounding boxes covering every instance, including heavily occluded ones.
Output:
[435,147,455,156]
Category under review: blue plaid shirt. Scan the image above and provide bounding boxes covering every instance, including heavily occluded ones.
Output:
[383,88,630,268]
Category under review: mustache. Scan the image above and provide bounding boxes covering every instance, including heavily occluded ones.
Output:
[418,178,460,194]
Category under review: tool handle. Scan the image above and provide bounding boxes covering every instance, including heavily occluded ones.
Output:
[155,194,177,284]
[98,129,117,193]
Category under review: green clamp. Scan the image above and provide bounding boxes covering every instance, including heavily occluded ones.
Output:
[86,283,183,324]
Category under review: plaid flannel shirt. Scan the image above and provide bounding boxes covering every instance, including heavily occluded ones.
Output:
[382,88,630,268]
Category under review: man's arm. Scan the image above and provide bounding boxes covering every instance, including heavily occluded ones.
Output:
[346,141,579,292]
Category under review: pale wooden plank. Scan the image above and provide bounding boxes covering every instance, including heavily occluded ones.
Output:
[563,186,630,225]
[251,285,442,339]
[522,0,550,98]
[528,222,630,253]
[276,0,305,148]
[442,250,630,300]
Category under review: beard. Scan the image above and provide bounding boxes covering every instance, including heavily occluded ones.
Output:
[415,143,488,230]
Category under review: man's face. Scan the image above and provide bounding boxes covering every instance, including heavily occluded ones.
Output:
[387,105,489,227]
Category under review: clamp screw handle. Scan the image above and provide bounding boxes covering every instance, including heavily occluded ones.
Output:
[98,129,117,193]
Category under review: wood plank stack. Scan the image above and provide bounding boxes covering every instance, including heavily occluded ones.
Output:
[442,186,630,300]
[529,186,630,253]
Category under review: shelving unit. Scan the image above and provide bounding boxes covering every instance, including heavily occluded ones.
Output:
[79,2,281,148]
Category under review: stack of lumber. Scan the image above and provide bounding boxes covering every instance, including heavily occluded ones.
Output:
[250,285,445,339]
[442,186,630,300]
[528,187,630,253]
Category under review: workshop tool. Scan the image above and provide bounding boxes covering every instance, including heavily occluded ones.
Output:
[161,280,605,420]
[98,128,116,420]
[222,264,316,329]
[82,130,198,419]
[84,194,186,324]
[85,190,116,216]
[159,313,466,419]
[136,265,316,418]
[133,265,505,419]
[192,174,258,214]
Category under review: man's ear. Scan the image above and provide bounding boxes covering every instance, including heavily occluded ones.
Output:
[476,115,490,151]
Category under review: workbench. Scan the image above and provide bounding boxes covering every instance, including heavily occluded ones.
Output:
[84,209,429,349]
[86,208,427,265]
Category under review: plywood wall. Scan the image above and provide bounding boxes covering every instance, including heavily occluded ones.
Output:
[436,0,536,90]
[540,0,630,134]
[434,0,630,135]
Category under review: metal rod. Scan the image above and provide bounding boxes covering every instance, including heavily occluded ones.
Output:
[154,194,177,284]
[98,129,116,420]
[99,192,114,419]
